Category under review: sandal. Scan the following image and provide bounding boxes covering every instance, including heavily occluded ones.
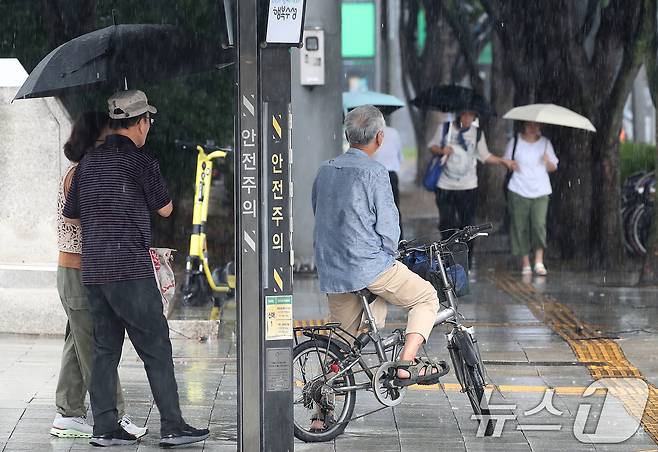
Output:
[392,358,449,387]
[309,411,335,433]
[521,266,532,275]
[534,263,547,276]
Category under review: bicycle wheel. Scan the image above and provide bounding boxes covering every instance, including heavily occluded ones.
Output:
[630,203,651,255]
[635,203,652,255]
[448,330,494,436]
[621,206,637,255]
[292,339,356,442]
[463,361,494,436]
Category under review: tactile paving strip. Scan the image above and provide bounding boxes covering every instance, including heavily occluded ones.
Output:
[493,274,658,444]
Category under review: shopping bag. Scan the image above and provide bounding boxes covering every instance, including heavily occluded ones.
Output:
[149,247,176,317]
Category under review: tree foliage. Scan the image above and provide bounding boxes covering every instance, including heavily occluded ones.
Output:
[399,0,490,180]
[483,0,654,267]
[0,0,235,262]
[399,0,655,268]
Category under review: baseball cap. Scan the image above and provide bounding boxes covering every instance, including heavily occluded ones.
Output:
[107,90,157,119]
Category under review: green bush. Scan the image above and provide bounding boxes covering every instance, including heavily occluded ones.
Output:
[620,141,656,182]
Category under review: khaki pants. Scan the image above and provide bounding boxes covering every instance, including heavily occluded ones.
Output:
[327,261,439,342]
[508,191,549,257]
[55,266,125,418]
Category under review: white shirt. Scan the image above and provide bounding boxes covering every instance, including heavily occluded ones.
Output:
[427,122,492,190]
[504,135,558,199]
[374,126,403,172]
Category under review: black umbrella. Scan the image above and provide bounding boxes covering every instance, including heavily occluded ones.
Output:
[14,24,234,100]
[411,85,493,116]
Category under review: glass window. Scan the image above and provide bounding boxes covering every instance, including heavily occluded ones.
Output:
[341,2,375,58]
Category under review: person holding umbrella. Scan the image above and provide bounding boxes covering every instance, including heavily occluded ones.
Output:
[428,109,515,235]
[13,24,233,446]
[501,103,596,275]
[63,90,209,447]
[51,112,146,440]
[504,122,558,276]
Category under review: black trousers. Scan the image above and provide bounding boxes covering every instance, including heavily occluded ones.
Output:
[389,171,403,239]
[435,188,477,231]
[435,188,478,263]
[86,278,183,435]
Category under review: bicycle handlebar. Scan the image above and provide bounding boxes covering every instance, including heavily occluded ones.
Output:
[398,223,492,254]
[175,140,233,153]
[466,222,493,236]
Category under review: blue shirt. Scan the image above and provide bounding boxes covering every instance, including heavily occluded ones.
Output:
[312,148,400,293]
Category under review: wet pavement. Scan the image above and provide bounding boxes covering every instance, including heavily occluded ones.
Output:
[291,266,658,452]
[3,254,658,451]
[3,191,658,452]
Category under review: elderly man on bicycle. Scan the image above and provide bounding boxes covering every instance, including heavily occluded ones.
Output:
[311,105,443,430]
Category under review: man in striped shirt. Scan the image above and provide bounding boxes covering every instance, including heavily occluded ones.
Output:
[64,90,209,448]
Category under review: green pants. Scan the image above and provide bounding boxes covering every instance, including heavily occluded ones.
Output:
[55,266,125,418]
[508,191,550,257]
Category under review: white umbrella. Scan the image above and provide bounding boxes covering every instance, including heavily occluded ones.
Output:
[503,103,596,132]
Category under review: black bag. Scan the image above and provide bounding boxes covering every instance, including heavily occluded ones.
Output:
[503,134,518,198]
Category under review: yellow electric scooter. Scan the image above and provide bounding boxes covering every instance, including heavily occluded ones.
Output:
[177,140,236,320]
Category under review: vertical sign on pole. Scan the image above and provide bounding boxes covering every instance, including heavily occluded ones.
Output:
[236,0,305,451]
[236,0,261,450]
[261,47,294,450]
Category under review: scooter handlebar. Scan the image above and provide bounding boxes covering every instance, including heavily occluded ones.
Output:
[175,140,232,153]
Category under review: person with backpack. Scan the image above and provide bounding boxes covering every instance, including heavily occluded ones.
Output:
[428,110,515,234]
[503,121,558,276]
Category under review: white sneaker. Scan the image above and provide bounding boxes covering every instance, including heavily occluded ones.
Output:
[119,414,148,439]
[534,263,548,276]
[50,413,93,438]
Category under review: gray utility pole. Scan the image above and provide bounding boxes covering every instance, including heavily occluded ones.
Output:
[290,0,342,270]
[235,1,305,450]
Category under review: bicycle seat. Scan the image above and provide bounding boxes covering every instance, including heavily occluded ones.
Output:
[354,289,378,304]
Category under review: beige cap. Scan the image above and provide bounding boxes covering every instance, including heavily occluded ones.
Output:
[107,90,157,119]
